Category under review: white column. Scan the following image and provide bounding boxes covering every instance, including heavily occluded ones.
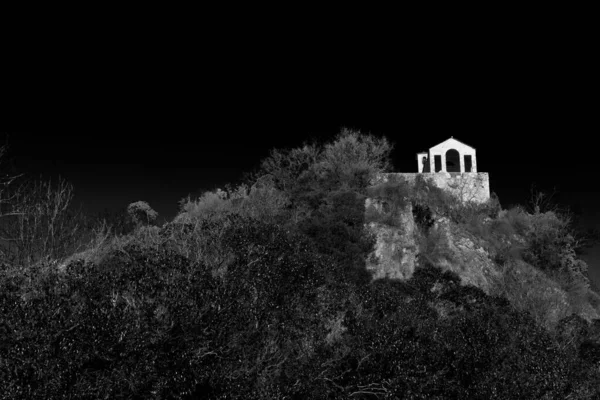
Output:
[459,153,465,173]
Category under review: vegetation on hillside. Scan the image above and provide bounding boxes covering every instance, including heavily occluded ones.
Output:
[1,133,600,399]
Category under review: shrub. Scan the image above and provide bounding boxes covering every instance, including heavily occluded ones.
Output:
[298,189,374,285]
[315,128,394,190]
[522,211,572,271]
[366,178,411,209]
[490,218,515,237]
[547,268,592,316]
[519,210,595,315]
[0,177,90,268]
[412,173,456,216]
[364,178,412,228]
[176,179,290,226]
[258,128,393,195]
[503,206,530,236]
[411,175,499,227]
[412,203,435,232]
[240,176,290,221]
[556,314,590,351]
[176,188,232,221]
[294,263,593,399]
[364,199,407,228]
[492,260,571,330]
[3,224,600,398]
[126,200,158,227]
[0,216,341,399]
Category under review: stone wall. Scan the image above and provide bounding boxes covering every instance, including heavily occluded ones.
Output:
[376,172,490,204]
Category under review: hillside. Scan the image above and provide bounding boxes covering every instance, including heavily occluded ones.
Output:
[365,172,600,330]
[1,131,600,399]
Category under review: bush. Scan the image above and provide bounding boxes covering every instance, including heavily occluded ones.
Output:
[492,260,572,330]
[290,264,593,399]
[411,174,500,226]
[366,178,411,210]
[0,216,344,398]
[547,268,592,316]
[0,177,90,268]
[522,211,577,272]
[298,189,374,285]
[258,128,393,195]
[176,179,289,226]
[364,178,412,228]
[556,314,590,351]
[126,200,158,227]
[412,203,435,232]
[503,206,530,236]
[317,128,394,190]
[3,226,600,398]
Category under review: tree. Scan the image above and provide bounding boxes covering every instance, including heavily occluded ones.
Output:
[258,128,393,195]
[253,129,393,284]
[316,128,394,190]
[127,201,158,228]
[0,144,22,218]
[0,176,87,267]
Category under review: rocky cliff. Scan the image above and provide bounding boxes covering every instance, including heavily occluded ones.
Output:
[365,176,600,330]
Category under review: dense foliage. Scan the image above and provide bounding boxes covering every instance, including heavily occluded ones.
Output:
[2,133,600,398]
[3,218,599,398]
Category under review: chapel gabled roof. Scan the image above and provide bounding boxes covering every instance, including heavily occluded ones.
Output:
[429,136,476,151]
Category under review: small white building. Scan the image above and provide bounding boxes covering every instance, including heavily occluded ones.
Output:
[416,137,477,174]
[374,136,489,204]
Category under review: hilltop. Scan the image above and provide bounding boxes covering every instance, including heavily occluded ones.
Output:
[1,130,600,399]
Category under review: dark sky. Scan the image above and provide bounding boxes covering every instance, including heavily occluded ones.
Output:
[2,19,599,283]
[2,114,597,225]
[2,95,596,223]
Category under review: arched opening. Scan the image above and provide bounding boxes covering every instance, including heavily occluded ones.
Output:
[445,149,460,172]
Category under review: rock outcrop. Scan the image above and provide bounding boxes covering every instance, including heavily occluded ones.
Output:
[364,190,600,329]
[365,201,499,295]
[365,200,418,280]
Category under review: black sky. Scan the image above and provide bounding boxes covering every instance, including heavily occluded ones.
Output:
[2,113,596,223]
